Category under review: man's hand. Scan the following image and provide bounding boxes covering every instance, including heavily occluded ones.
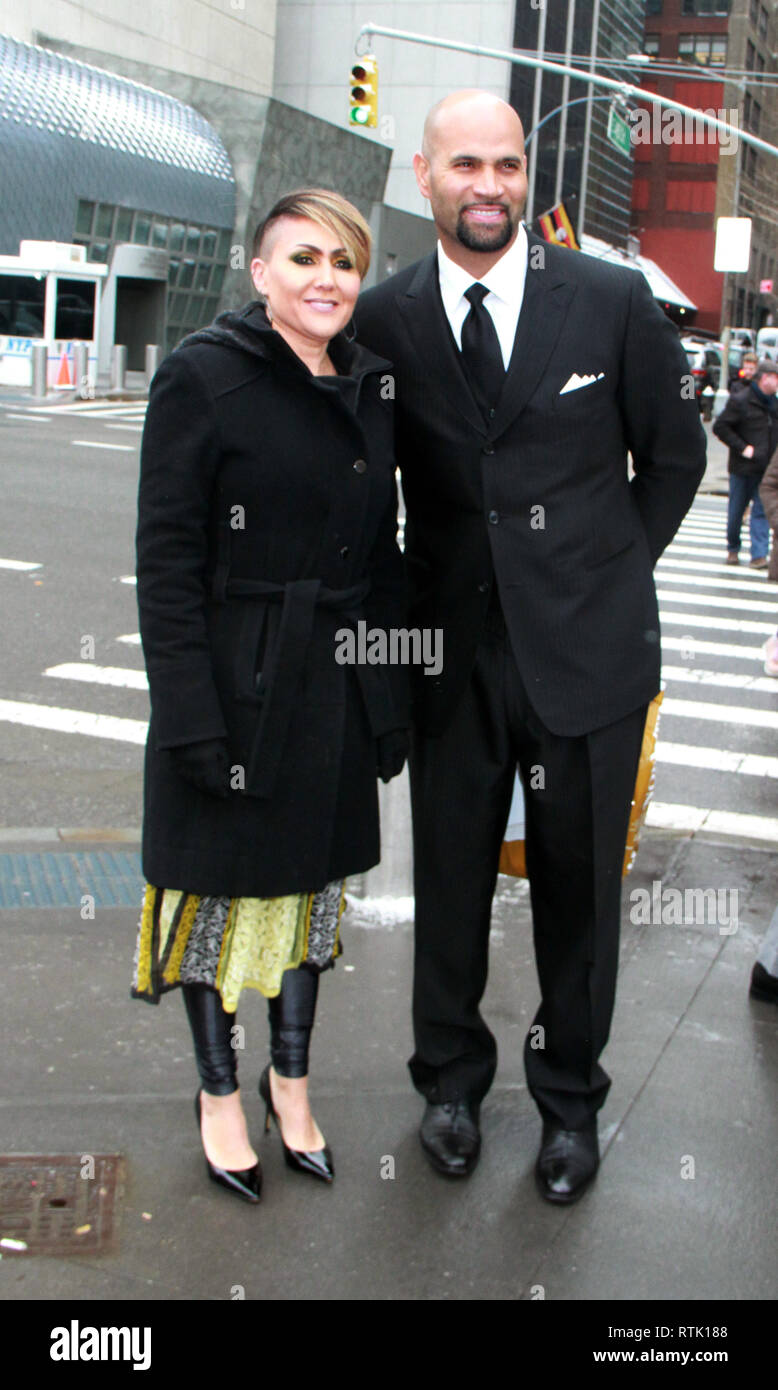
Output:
[743,444,755,459]
[169,737,230,798]
[377,729,410,783]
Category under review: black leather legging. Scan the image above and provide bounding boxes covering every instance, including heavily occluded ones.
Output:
[182,963,320,1094]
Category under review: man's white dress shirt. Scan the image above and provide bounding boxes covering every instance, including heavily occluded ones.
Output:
[436,223,529,371]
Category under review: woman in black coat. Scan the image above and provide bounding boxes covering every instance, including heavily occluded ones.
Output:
[131,189,408,1202]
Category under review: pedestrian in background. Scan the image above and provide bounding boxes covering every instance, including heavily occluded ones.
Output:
[731,350,758,393]
[131,189,408,1204]
[713,358,778,568]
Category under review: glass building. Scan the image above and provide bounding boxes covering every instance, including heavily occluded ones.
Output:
[512,0,645,248]
[0,33,236,353]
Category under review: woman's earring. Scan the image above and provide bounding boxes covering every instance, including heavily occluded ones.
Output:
[263,296,273,326]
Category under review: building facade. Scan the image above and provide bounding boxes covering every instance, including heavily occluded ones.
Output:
[635,0,778,334]
[512,0,645,249]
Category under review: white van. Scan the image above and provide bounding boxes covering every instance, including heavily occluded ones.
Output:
[756,327,778,360]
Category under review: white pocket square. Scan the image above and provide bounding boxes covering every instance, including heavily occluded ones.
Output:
[559,371,605,394]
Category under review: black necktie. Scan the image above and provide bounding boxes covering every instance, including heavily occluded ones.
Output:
[460,283,505,416]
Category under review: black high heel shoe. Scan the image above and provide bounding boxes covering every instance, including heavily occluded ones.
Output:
[194,1089,262,1203]
[258,1064,334,1183]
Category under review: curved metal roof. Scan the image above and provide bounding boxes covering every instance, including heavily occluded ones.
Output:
[0,33,235,252]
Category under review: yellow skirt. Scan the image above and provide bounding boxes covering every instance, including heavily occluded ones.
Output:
[131,879,346,1012]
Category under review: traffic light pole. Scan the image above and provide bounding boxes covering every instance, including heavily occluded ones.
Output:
[356,21,778,159]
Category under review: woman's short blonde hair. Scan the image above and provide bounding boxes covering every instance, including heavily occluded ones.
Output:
[252,188,372,280]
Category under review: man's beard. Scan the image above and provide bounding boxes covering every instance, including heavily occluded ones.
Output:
[455,205,516,253]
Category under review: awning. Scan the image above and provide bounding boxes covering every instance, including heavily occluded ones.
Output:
[579,233,697,311]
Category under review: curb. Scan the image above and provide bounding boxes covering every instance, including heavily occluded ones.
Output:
[0,828,141,845]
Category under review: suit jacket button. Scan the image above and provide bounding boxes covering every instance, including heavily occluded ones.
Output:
[478,581,489,592]
[340,545,350,558]
[353,458,367,473]
[483,444,495,455]
[488,510,499,525]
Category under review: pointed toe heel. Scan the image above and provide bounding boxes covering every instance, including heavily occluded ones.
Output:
[194,1089,262,1203]
[258,1064,334,1183]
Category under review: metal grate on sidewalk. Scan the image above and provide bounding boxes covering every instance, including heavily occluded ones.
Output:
[0,851,143,908]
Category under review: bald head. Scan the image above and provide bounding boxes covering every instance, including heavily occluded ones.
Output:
[421,90,525,162]
[414,90,528,270]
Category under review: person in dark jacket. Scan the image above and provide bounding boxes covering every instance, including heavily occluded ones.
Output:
[131,189,409,1203]
[713,358,778,567]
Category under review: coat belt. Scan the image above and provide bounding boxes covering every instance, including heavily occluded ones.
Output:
[220,575,397,799]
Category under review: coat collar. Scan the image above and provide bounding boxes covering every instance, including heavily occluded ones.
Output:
[397,228,576,436]
[179,299,393,382]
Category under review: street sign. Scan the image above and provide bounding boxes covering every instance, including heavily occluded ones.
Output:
[607,104,632,156]
[714,217,752,272]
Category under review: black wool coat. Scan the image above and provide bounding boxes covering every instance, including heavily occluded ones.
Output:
[135,301,408,897]
[712,381,778,476]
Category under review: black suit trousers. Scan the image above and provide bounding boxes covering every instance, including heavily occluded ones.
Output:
[408,602,647,1129]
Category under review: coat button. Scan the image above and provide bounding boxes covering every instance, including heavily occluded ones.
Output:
[478,581,489,593]
[488,510,499,525]
[340,545,350,558]
[353,458,367,473]
[483,444,495,455]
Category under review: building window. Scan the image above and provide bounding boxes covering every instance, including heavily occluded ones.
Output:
[54,278,96,340]
[643,34,660,57]
[75,201,94,237]
[759,5,768,38]
[646,0,663,13]
[750,0,759,24]
[752,99,762,134]
[743,145,758,178]
[746,40,756,71]
[693,0,729,10]
[756,51,765,74]
[0,274,46,336]
[115,208,133,241]
[679,34,728,64]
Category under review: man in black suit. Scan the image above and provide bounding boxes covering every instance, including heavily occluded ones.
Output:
[356,90,706,1202]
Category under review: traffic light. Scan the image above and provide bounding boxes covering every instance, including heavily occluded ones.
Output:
[349,55,378,128]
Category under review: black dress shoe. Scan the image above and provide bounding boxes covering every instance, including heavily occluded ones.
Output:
[535,1121,599,1205]
[419,1100,481,1177]
[194,1090,262,1204]
[749,961,778,1004]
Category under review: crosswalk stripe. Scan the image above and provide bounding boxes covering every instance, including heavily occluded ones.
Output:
[657,556,769,577]
[656,741,778,778]
[0,699,147,744]
[661,635,767,660]
[662,664,778,693]
[72,440,136,451]
[647,801,778,843]
[656,569,770,593]
[661,695,778,729]
[0,558,41,571]
[660,611,774,634]
[663,545,747,560]
[44,664,148,690]
[657,588,777,613]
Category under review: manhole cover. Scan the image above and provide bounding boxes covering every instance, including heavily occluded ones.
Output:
[0,1154,125,1255]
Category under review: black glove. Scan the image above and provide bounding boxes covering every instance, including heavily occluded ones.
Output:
[376,729,410,784]
[169,737,230,798]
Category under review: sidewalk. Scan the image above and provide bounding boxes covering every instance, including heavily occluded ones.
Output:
[1,811,776,1302]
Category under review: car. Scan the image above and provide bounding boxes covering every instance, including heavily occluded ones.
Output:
[681,338,723,408]
[756,327,778,361]
[729,326,756,349]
